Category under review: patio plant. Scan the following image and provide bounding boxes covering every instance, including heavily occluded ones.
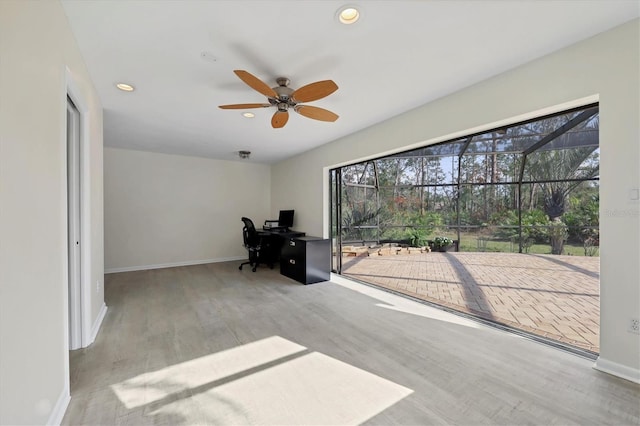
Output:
[396,211,443,247]
[432,236,454,252]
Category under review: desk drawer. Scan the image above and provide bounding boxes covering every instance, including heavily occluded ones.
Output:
[280,256,305,282]
[281,238,303,259]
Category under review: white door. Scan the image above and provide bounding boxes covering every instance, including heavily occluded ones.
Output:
[67,96,82,350]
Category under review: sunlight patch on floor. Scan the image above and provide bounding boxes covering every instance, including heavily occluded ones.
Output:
[333,274,483,329]
[374,303,482,329]
[110,335,412,424]
[110,336,306,409]
[147,351,413,425]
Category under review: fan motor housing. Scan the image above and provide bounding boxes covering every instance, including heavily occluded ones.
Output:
[273,87,294,102]
[272,77,294,104]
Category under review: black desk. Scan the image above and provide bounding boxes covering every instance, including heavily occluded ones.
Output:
[258,229,329,284]
[259,228,306,239]
[258,229,306,265]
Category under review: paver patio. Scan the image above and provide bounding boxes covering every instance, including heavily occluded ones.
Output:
[341,251,600,353]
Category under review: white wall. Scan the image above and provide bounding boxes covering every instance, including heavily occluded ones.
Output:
[0,1,104,424]
[104,148,271,272]
[272,20,640,380]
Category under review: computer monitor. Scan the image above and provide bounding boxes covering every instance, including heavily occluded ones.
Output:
[278,210,294,229]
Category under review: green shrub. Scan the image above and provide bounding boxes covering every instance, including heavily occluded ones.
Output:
[393,211,444,247]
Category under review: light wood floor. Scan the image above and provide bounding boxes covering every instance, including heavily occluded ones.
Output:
[63,262,639,425]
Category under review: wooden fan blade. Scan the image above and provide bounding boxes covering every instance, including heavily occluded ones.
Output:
[218,103,271,109]
[291,80,338,102]
[271,110,289,128]
[294,105,339,122]
[234,70,277,99]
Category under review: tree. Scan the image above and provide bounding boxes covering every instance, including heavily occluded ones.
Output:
[520,111,599,254]
[564,190,599,256]
[526,147,599,221]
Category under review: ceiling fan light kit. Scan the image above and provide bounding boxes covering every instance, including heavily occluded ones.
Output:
[219,70,339,128]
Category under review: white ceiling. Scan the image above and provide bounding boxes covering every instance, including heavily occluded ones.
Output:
[61,0,639,164]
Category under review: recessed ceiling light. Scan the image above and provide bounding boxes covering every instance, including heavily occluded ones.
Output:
[116,83,135,92]
[338,6,360,24]
[242,112,255,118]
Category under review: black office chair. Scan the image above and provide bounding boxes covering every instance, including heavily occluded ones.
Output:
[239,217,273,272]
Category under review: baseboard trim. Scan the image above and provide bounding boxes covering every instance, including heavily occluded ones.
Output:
[594,357,640,384]
[47,386,70,426]
[105,256,245,274]
[88,303,108,345]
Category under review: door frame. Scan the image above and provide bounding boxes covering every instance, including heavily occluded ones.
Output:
[67,96,82,350]
[65,68,92,350]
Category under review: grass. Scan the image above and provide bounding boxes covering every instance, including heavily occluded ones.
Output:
[441,234,598,256]
[353,229,599,257]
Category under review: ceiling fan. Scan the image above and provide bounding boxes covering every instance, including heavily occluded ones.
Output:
[219,70,339,128]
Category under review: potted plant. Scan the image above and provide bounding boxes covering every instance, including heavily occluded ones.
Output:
[431,236,454,252]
